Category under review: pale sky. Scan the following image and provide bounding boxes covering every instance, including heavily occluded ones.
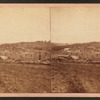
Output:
[1,7,100,44]
[0,7,50,43]
[51,7,100,43]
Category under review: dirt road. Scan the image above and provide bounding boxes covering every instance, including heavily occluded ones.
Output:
[0,63,50,93]
[51,63,100,93]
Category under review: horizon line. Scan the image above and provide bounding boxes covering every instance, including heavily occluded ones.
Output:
[0,41,100,45]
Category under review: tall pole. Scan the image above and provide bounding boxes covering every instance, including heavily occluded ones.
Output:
[50,7,51,62]
[50,8,51,44]
[49,7,51,93]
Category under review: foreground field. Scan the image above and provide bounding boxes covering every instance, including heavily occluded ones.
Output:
[51,63,100,93]
[0,63,50,93]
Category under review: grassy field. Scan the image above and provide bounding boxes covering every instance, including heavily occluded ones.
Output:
[0,63,50,93]
[51,62,100,93]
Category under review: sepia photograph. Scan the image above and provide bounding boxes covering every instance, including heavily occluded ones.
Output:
[51,7,100,93]
[0,5,100,95]
[0,7,51,93]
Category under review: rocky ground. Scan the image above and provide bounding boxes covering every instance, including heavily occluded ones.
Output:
[0,63,50,93]
[51,62,100,93]
[0,62,100,93]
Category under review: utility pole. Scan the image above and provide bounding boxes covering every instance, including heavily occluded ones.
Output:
[39,52,41,61]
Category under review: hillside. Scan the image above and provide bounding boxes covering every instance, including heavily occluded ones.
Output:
[0,41,100,64]
[0,41,53,51]
[51,42,100,63]
[0,41,54,63]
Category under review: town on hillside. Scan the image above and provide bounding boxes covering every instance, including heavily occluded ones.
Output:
[0,41,51,65]
[0,41,100,64]
[51,42,100,64]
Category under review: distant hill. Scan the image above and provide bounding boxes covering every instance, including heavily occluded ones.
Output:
[51,42,100,63]
[0,41,55,51]
[0,41,54,62]
[52,42,100,51]
[0,41,100,63]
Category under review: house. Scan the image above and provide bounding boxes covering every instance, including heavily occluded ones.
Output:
[0,56,8,60]
[71,55,79,60]
[64,48,70,51]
